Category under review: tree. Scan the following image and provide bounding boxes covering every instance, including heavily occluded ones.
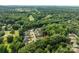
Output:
[35,48,44,53]
[0,31,5,37]
[10,42,25,53]
[50,34,70,46]
[18,35,72,53]
[0,44,8,53]
[19,28,25,36]
[12,24,20,30]
[55,45,72,53]
[0,37,3,44]
[10,29,15,34]
[45,45,52,53]
[18,42,36,53]
[7,35,13,43]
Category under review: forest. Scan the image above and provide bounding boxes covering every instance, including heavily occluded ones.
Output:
[0,6,79,53]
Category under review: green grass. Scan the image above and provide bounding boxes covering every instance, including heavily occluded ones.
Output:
[15,30,19,36]
[2,30,19,52]
[4,30,19,41]
[5,31,10,35]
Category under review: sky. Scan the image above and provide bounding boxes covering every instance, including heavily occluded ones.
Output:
[0,0,79,6]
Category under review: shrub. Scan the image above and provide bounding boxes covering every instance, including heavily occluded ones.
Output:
[7,35,13,43]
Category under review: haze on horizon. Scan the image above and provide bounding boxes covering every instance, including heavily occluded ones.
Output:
[0,0,79,6]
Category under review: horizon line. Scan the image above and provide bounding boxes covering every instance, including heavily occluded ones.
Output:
[0,5,79,7]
